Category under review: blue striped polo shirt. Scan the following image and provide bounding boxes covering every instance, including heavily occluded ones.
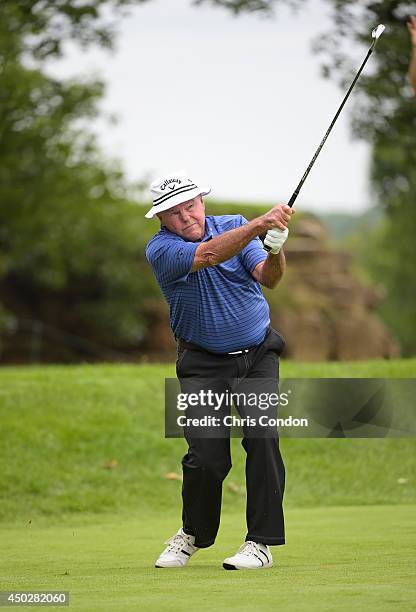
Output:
[145,215,270,353]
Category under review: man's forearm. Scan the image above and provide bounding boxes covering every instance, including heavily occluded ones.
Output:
[258,250,286,289]
[192,217,264,271]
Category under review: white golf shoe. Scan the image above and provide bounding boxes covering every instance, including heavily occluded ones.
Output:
[155,528,199,568]
[223,541,273,570]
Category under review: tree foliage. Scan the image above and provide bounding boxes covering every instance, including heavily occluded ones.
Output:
[312,1,416,354]
[0,0,157,360]
[193,0,277,14]
[193,0,302,15]
[0,0,151,61]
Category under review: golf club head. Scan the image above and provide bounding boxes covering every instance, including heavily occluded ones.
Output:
[372,24,385,40]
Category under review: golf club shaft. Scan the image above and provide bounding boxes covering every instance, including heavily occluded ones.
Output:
[287,43,375,209]
[264,29,382,252]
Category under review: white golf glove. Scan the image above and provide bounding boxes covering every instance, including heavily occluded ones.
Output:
[264,227,289,254]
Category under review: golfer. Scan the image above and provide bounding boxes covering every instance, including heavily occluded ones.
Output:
[145,170,294,570]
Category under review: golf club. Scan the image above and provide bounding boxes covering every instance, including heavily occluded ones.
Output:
[264,24,385,251]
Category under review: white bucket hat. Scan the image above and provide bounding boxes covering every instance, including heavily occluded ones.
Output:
[145,170,211,219]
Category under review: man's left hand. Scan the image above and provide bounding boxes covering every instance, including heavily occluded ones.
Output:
[264,228,289,254]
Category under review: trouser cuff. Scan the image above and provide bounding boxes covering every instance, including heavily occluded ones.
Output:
[246,535,285,546]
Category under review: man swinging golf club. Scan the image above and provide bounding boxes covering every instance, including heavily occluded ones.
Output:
[144,22,385,572]
[145,170,294,570]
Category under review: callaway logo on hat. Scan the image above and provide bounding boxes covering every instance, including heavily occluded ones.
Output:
[145,170,211,219]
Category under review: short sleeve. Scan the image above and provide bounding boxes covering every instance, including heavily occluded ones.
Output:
[237,215,268,274]
[146,236,199,285]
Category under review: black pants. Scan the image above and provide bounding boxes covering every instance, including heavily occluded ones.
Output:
[176,327,286,548]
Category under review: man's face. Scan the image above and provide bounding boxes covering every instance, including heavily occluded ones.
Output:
[157,196,206,241]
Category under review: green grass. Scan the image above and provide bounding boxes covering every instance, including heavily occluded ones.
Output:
[1,361,415,610]
[1,506,415,611]
[0,361,415,522]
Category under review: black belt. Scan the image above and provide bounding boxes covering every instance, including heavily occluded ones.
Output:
[176,327,270,357]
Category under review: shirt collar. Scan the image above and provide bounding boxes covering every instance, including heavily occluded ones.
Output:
[201,218,214,242]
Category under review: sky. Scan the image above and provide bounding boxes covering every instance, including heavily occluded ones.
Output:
[47,0,374,213]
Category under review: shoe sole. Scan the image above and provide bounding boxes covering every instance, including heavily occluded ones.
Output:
[223,562,273,570]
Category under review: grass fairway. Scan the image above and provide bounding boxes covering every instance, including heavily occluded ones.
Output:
[1,361,416,521]
[1,506,415,611]
[1,361,415,610]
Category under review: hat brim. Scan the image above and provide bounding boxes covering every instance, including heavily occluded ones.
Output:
[145,186,211,219]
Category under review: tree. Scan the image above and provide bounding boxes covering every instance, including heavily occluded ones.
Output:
[312,1,416,354]
[0,1,157,361]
